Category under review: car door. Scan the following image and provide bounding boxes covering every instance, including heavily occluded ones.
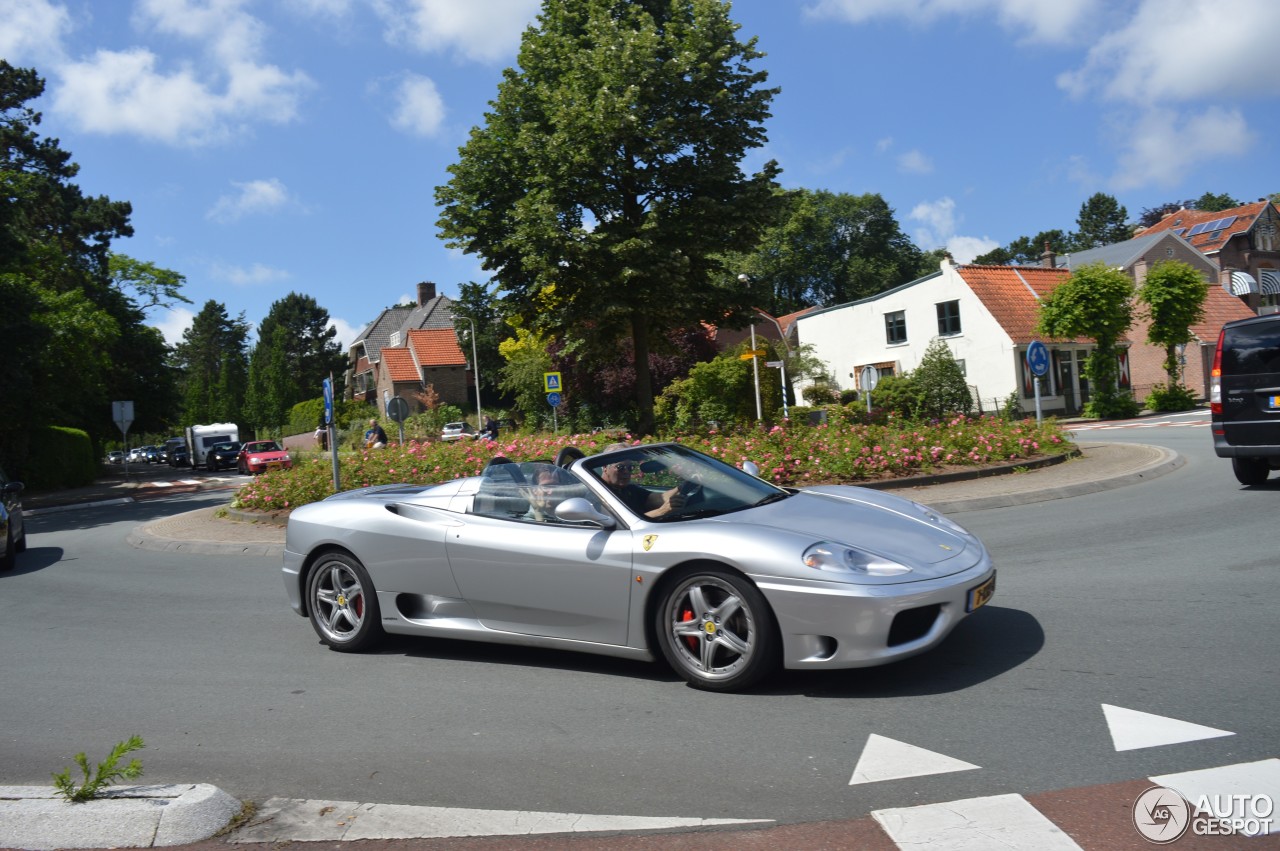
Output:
[445,470,634,646]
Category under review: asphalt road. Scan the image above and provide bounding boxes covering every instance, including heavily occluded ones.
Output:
[2,417,1276,840]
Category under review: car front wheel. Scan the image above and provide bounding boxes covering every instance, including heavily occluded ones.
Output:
[654,568,778,691]
[306,552,383,652]
[1232,457,1270,486]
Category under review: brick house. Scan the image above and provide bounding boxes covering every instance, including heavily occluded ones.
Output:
[1058,232,1253,400]
[347,282,474,412]
[1135,198,1280,313]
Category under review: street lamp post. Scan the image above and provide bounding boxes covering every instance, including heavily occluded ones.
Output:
[738,274,763,421]
[463,316,483,431]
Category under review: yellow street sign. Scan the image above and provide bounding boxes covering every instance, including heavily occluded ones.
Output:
[739,349,766,360]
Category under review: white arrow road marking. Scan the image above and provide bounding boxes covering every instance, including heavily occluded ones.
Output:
[873,793,1082,850]
[1101,704,1234,751]
[230,798,771,843]
[1150,759,1280,836]
[849,734,980,785]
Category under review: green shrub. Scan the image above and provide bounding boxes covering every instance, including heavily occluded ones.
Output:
[914,338,974,418]
[1144,383,1198,412]
[52,735,145,803]
[23,426,97,490]
[863,373,923,418]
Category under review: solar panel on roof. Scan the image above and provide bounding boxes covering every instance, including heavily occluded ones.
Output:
[1187,222,1210,236]
[1215,215,1237,231]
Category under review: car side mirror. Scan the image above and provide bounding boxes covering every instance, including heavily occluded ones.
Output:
[742,460,761,478]
[554,497,615,529]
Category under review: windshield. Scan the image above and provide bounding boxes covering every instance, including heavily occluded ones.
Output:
[582,443,786,522]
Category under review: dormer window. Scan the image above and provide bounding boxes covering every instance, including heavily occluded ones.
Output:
[389,331,401,347]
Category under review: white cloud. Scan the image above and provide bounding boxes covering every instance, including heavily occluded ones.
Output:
[1109,107,1254,191]
[908,197,997,263]
[897,149,933,174]
[1059,0,1280,103]
[149,305,195,346]
[372,0,540,63]
[207,178,295,222]
[803,0,1101,45]
[876,137,894,153]
[328,316,362,350]
[390,73,446,137]
[48,1,312,146]
[0,0,70,63]
[946,235,1001,264]
[212,261,291,286]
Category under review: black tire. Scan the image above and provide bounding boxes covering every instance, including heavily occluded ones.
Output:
[653,568,779,691]
[14,523,25,553]
[1,526,14,572]
[1232,457,1270,486]
[306,552,383,652]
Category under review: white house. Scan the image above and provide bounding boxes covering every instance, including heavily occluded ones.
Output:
[795,255,1109,416]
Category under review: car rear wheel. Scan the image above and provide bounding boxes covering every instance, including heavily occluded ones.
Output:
[1231,457,1270,486]
[1,527,14,572]
[654,568,778,691]
[306,553,383,652]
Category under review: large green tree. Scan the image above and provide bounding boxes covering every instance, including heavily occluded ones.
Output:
[0,62,184,472]
[974,229,1071,266]
[243,293,345,433]
[452,281,515,410]
[1073,192,1132,249]
[436,0,781,434]
[730,189,924,313]
[1036,263,1136,418]
[1136,260,1209,386]
[171,300,250,425]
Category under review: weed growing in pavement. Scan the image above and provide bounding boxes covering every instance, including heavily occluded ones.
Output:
[52,735,145,803]
[233,416,1071,513]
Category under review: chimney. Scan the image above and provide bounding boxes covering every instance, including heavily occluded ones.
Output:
[417,281,436,306]
[1040,242,1057,268]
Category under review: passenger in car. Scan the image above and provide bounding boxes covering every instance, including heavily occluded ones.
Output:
[521,466,565,522]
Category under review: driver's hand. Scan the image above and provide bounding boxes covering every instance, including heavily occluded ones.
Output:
[657,488,686,514]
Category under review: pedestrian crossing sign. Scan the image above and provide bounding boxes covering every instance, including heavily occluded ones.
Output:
[544,372,562,393]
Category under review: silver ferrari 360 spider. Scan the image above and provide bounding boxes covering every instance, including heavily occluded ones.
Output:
[282,442,995,691]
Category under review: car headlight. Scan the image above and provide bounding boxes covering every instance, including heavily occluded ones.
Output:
[802,542,912,576]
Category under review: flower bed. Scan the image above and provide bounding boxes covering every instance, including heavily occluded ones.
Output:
[232,416,1071,513]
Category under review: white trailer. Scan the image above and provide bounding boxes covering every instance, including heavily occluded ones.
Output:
[185,423,239,468]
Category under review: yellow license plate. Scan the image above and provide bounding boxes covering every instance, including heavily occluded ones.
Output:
[966,573,996,612]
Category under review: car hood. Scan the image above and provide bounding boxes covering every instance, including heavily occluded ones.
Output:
[733,487,977,571]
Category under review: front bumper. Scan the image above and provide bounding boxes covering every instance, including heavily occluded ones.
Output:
[755,556,995,670]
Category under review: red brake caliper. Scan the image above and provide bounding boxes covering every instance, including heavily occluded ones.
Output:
[354,593,363,618]
[681,608,698,651]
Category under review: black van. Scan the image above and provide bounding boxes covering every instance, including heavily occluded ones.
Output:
[1210,313,1280,484]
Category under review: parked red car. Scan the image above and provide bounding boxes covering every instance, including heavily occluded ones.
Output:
[237,440,292,475]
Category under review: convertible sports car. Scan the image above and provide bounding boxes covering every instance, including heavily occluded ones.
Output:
[283,443,996,691]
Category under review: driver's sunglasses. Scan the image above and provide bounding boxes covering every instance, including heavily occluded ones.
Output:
[610,462,636,473]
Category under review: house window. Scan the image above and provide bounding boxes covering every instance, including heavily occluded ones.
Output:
[936,300,961,336]
[389,331,401,347]
[885,311,906,344]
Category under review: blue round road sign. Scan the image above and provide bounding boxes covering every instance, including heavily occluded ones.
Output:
[546,391,562,407]
[1026,340,1050,377]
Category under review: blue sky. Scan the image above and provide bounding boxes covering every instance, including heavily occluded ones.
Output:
[4,0,1278,350]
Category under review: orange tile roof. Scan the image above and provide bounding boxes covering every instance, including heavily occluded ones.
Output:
[1196,283,1256,341]
[956,264,1103,345]
[407,328,467,367]
[1136,200,1276,254]
[381,347,420,383]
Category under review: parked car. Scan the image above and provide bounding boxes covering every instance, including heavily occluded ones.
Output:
[1211,312,1280,484]
[1,465,26,572]
[282,443,996,691]
[205,441,241,472]
[106,451,125,465]
[237,440,292,475]
[440,422,475,442]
